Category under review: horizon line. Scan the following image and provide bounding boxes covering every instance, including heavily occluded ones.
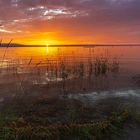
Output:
[1,43,140,47]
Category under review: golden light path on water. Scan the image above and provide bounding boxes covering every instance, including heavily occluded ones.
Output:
[0,46,140,64]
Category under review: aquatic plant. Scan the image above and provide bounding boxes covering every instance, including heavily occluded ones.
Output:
[60,62,68,94]
[2,39,13,66]
[111,59,119,73]
[94,58,108,77]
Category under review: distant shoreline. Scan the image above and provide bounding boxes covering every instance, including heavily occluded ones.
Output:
[47,44,140,47]
[1,44,140,47]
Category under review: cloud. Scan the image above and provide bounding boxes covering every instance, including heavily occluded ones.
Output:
[0,0,140,43]
[0,0,140,23]
[0,28,14,33]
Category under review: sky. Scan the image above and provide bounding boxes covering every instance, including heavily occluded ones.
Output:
[0,0,140,45]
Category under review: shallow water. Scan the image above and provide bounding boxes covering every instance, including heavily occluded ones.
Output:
[0,46,140,99]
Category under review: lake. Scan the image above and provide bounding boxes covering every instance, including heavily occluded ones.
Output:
[0,46,139,100]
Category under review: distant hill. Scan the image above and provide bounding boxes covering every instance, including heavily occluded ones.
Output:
[0,43,25,47]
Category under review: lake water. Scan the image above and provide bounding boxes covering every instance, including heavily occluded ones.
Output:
[0,46,140,99]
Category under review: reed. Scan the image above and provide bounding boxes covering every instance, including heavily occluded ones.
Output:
[2,39,13,65]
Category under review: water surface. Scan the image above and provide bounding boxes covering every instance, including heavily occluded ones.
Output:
[0,46,140,99]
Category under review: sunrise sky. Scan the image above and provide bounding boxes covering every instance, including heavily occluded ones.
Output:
[0,0,140,45]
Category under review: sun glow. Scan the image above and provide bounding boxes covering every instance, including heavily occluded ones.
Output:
[46,44,49,53]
